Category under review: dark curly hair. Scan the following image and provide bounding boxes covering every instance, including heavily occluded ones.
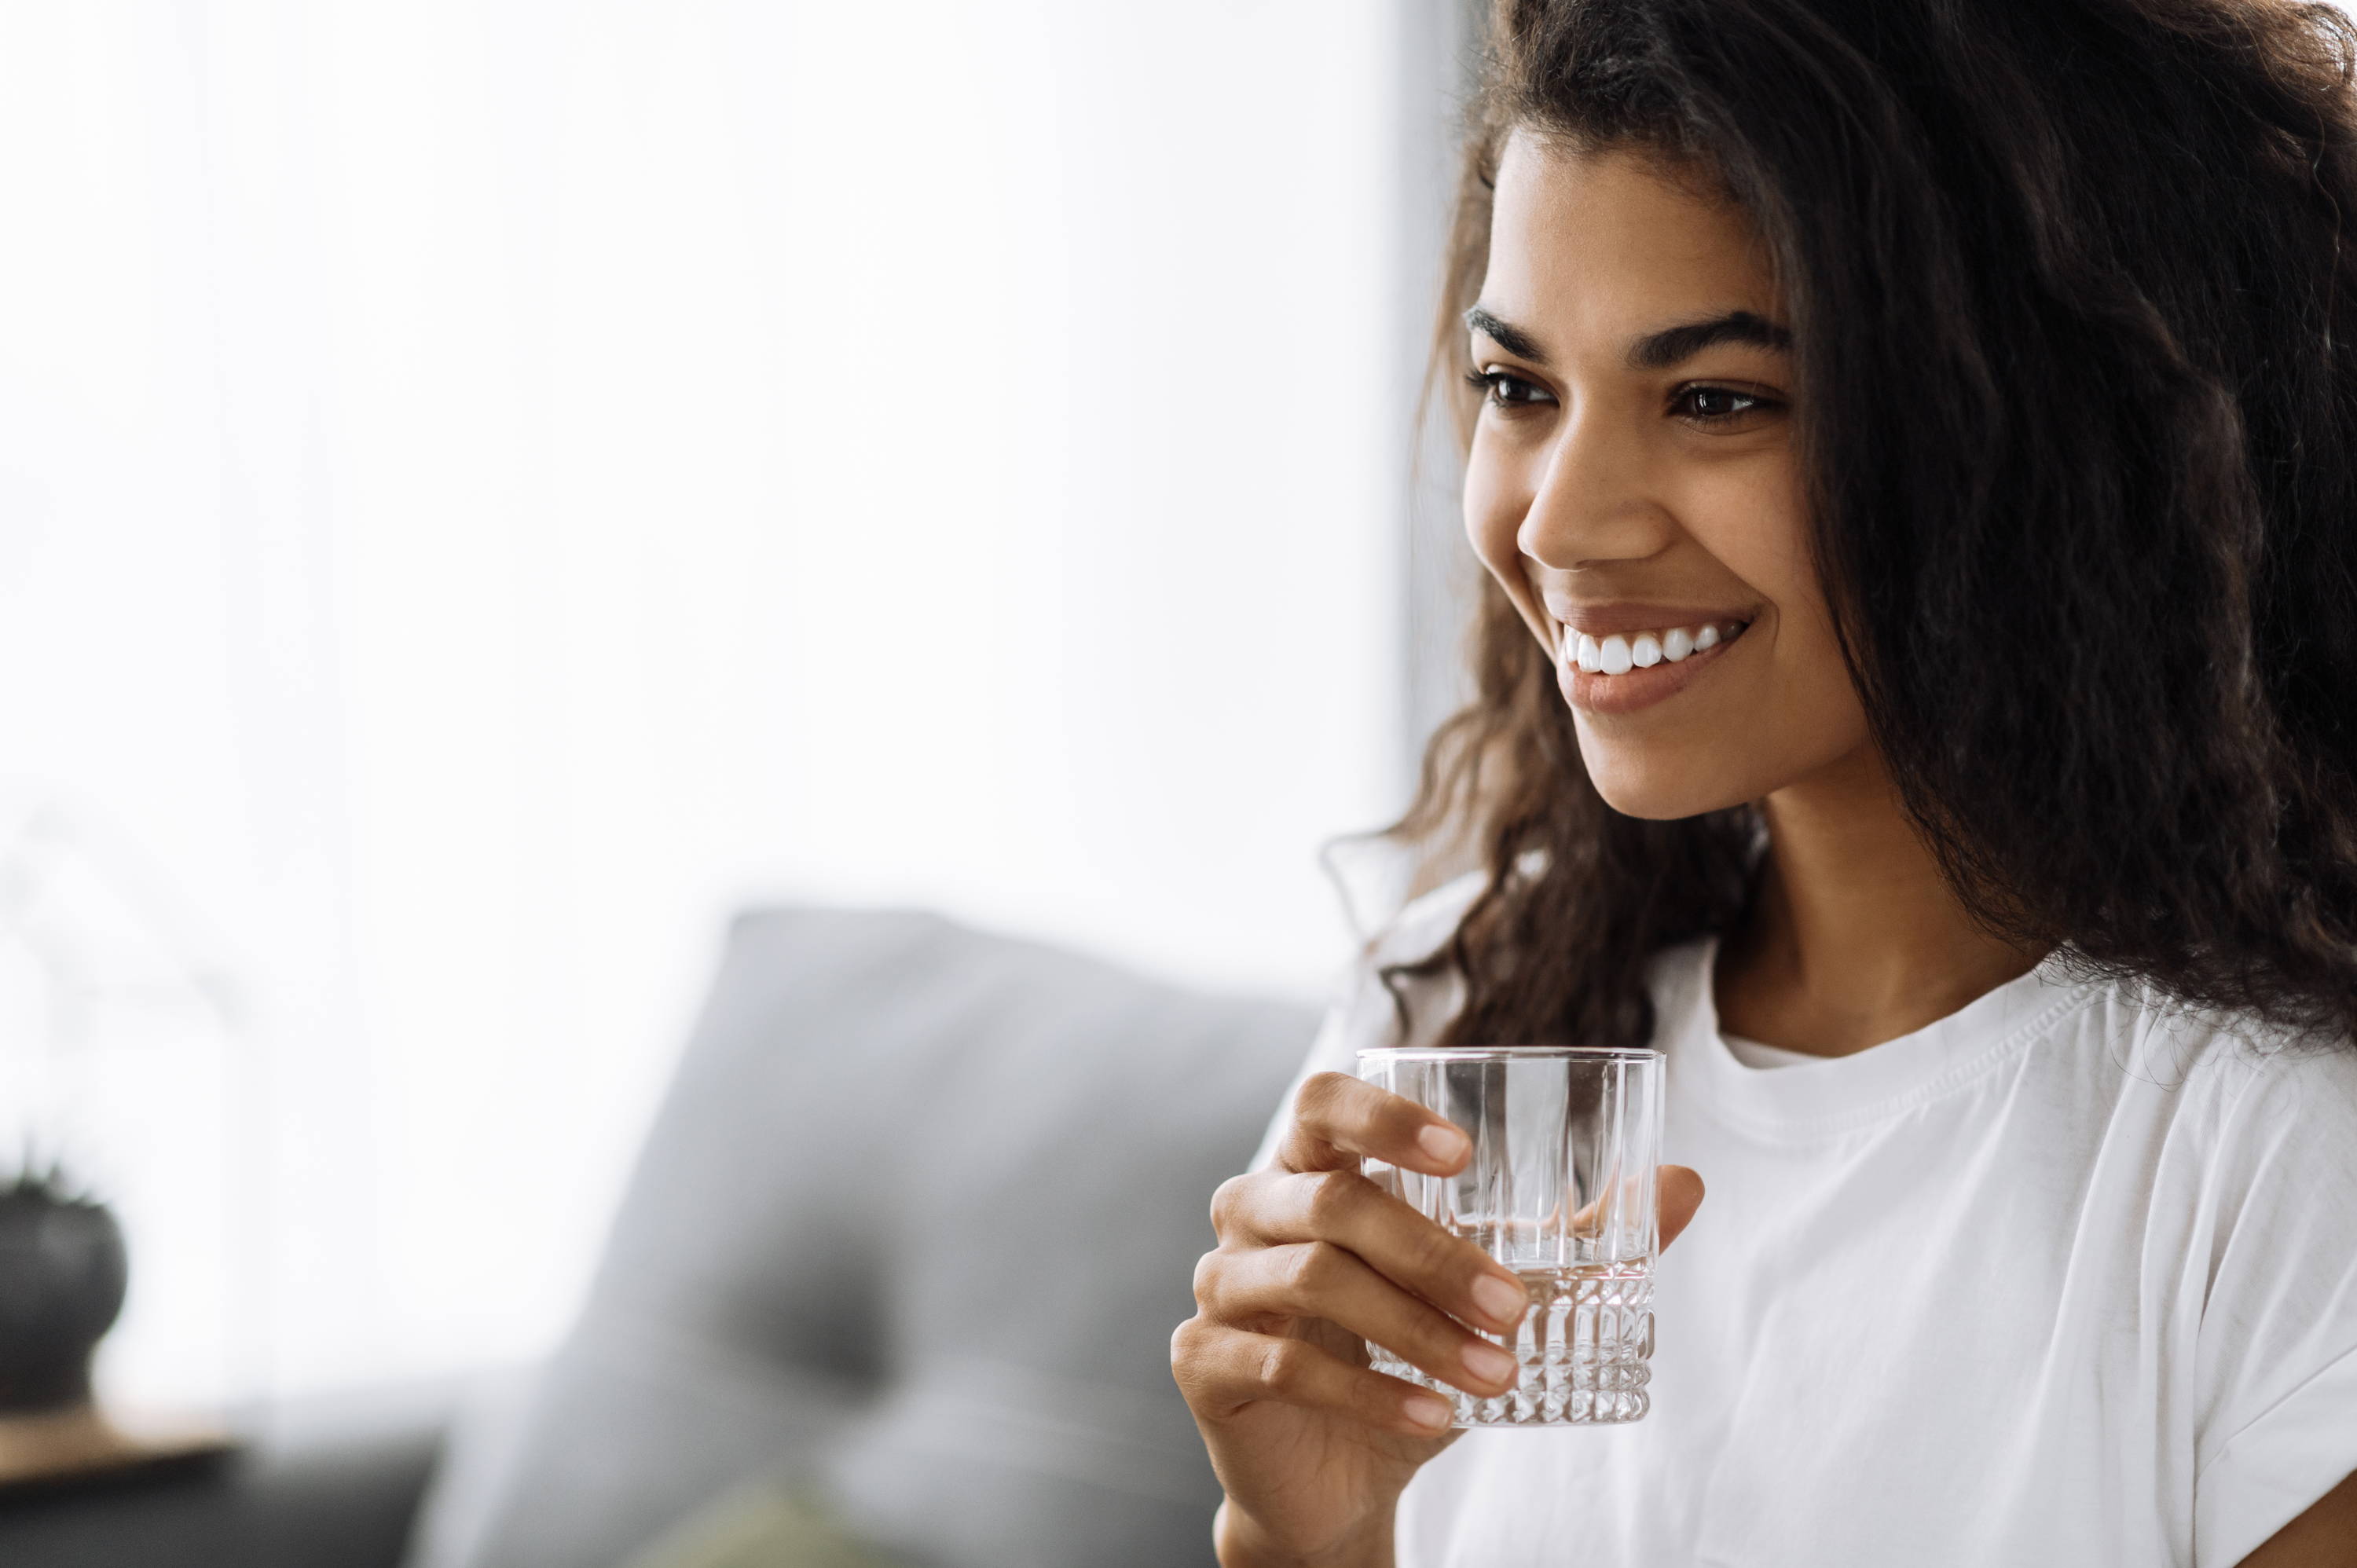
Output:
[1380,0,2357,1052]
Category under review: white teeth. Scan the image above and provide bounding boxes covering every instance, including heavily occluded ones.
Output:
[1562,619,1741,674]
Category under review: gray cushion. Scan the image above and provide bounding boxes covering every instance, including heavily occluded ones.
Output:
[409,907,1315,1568]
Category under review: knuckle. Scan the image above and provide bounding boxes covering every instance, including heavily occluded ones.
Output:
[1280,1240,1340,1298]
[1291,1072,1358,1137]
[1194,1247,1255,1319]
[1170,1316,1205,1373]
[1255,1336,1310,1395]
[1190,1247,1222,1305]
[1296,1072,1351,1115]
[1171,1323,1225,1405]
[1301,1168,1365,1231]
[1208,1173,1249,1232]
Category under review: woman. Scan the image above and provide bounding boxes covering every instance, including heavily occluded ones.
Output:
[1171,0,2357,1563]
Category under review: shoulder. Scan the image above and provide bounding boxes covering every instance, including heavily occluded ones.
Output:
[2069,976,2357,1196]
[2194,1026,2357,1187]
[2088,976,2357,1119]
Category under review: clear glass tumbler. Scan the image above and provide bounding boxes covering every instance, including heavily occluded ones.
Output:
[1356,1046,1663,1427]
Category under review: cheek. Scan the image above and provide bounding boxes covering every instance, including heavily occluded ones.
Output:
[1677,459,1808,588]
[1703,514,1874,764]
[1682,475,1821,653]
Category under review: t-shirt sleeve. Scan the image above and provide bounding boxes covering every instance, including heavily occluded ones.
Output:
[2190,1042,2357,1566]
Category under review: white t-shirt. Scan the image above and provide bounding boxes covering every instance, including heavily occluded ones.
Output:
[1255,872,2357,1566]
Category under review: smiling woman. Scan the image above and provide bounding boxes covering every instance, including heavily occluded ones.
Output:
[1172,0,2357,1564]
[1458,146,1851,810]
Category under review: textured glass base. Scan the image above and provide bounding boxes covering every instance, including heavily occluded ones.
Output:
[1370,1265,1654,1427]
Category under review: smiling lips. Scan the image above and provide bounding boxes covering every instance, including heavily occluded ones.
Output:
[1550,614,1752,715]
[1564,618,1749,675]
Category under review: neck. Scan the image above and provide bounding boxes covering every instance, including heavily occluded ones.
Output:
[1714,747,2045,1057]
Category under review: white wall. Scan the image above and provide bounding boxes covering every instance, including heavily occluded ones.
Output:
[0,0,1417,1404]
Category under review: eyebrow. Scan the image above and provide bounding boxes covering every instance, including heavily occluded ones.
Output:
[1627,310,1792,369]
[1463,306,1548,364]
[1463,305,1793,370]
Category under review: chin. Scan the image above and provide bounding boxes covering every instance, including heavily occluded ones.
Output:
[1580,747,1754,822]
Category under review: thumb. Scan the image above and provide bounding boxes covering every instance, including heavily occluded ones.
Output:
[1657,1163,1706,1251]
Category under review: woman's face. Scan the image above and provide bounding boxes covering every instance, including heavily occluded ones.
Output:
[1464,131,1869,819]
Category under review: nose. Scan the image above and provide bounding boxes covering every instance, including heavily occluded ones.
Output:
[1514,407,1677,570]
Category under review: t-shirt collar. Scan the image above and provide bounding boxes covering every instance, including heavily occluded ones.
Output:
[1652,936,2095,1138]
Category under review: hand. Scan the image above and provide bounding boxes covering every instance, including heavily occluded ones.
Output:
[1171,1071,1706,1567]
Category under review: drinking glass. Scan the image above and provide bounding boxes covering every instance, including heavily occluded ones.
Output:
[1356,1046,1663,1427]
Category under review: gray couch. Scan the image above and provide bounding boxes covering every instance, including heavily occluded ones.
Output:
[417,904,1314,1567]
[0,905,1316,1566]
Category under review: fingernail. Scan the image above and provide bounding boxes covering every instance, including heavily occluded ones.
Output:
[1462,1339,1517,1386]
[1404,1392,1453,1431]
[1471,1273,1527,1328]
[1416,1123,1469,1164]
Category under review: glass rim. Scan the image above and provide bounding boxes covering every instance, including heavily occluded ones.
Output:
[1354,1045,1662,1063]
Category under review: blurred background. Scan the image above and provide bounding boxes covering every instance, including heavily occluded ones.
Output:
[0,0,1481,1427]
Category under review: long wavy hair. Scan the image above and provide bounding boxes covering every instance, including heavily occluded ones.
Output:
[1380,0,2357,1052]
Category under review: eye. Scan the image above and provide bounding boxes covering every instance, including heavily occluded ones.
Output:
[1464,368,1556,412]
[1670,383,1780,427]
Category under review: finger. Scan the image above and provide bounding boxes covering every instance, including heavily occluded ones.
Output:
[1659,1163,1705,1249]
[1200,1241,1522,1398]
[1171,1317,1456,1438]
[1560,1163,1709,1250]
[1239,1167,1531,1336]
[1276,1072,1471,1177]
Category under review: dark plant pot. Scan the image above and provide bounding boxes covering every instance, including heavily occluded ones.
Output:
[0,1188,128,1414]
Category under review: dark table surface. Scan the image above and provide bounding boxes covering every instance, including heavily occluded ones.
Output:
[0,1381,454,1568]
